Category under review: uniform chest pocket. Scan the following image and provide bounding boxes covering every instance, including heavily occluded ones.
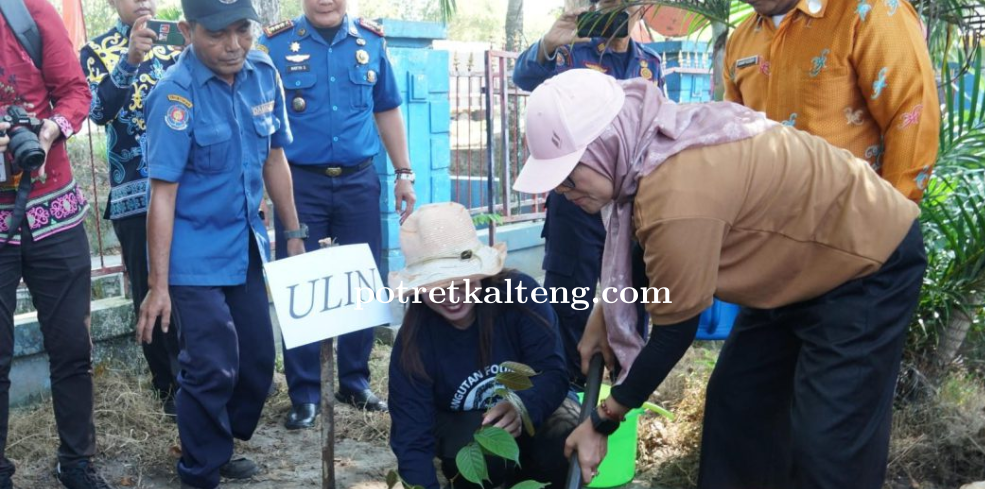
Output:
[348,67,377,109]
[192,122,233,174]
[797,66,858,127]
[253,115,279,162]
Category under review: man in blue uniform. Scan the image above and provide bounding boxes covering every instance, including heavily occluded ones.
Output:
[80,0,182,417]
[513,0,663,389]
[136,0,305,487]
[258,0,416,428]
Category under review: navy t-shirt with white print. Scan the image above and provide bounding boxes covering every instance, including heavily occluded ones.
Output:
[388,271,569,489]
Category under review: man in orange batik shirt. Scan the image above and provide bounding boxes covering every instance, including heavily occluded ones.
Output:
[724,0,940,202]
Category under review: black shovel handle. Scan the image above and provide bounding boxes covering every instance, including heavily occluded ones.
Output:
[565,353,605,489]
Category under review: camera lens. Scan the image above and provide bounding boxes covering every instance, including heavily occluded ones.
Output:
[8,127,46,172]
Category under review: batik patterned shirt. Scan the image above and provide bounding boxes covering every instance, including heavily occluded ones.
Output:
[724,0,940,202]
[80,20,180,220]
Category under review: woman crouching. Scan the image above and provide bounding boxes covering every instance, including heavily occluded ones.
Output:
[387,202,579,489]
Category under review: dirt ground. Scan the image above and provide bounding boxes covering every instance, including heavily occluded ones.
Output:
[6,343,656,489]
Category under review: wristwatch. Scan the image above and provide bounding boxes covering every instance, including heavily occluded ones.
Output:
[284,223,309,240]
[395,169,416,184]
[589,407,620,436]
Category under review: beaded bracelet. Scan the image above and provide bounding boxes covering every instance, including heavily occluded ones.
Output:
[600,397,626,422]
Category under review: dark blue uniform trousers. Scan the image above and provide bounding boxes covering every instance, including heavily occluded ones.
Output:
[542,192,647,387]
[275,163,381,404]
[171,238,274,489]
[697,221,927,489]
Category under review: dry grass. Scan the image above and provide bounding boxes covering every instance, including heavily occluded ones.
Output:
[886,368,985,488]
[6,363,181,487]
[634,346,719,489]
[7,341,396,487]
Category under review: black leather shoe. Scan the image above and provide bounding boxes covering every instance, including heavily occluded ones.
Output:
[284,402,320,430]
[219,457,259,480]
[336,389,388,412]
[56,461,115,489]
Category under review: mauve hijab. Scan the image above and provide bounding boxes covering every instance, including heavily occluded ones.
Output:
[578,78,779,383]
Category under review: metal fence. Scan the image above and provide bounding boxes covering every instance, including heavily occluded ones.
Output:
[449,49,547,239]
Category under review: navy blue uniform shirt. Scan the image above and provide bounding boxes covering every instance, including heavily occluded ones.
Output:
[258,15,402,166]
[513,37,664,92]
[80,20,181,220]
[143,48,292,286]
[388,272,569,489]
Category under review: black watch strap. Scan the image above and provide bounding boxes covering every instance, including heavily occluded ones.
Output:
[590,407,620,436]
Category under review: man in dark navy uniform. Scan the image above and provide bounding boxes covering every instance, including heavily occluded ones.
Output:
[513,0,663,389]
[258,0,415,428]
[137,0,305,486]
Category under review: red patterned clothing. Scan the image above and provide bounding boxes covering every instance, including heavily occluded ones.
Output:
[0,0,92,244]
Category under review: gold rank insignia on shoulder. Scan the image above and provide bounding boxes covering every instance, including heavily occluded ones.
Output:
[263,19,293,38]
[290,41,301,53]
[256,44,269,54]
[356,49,370,64]
[358,18,385,36]
[597,42,606,53]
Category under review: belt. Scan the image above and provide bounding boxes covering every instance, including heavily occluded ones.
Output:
[290,158,372,177]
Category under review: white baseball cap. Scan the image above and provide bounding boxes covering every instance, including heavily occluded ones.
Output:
[513,69,626,194]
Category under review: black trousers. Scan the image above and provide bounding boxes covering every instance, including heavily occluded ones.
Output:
[113,215,178,398]
[436,397,580,489]
[697,221,927,489]
[0,224,96,479]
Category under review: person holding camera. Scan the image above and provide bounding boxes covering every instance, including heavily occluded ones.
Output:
[80,0,182,419]
[511,0,661,390]
[136,0,305,487]
[0,0,118,487]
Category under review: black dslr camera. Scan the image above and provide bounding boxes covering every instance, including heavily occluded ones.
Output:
[0,105,46,184]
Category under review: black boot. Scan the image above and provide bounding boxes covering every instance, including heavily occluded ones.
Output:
[284,402,320,430]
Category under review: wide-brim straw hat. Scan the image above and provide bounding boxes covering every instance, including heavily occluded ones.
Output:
[388,202,507,294]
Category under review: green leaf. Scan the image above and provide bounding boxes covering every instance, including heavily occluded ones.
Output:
[496,371,534,391]
[474,426,520,464]
[500,361,537,377]
[495,388,536,437]
[455,442,488,486]
[386,470,399,489]
[510,481,550,489]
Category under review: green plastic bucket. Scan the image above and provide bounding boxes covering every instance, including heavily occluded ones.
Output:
[577,384,643,488]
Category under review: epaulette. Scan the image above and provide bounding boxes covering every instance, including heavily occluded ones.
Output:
[263,19,294,38]
[358,18,385,37]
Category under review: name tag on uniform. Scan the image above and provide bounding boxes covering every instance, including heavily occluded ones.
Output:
[287,64,310,73]
[252,101,275,116]
[736,55,759,69]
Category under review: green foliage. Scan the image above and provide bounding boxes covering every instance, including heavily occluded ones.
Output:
[455,442,490,485]
[495,370,535,391]
[474,426,520,464]
[509,482,550,489]
[472,212,504,227]
[156,6,182,21]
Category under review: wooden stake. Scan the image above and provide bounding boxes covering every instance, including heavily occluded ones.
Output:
[318,238,337,489]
